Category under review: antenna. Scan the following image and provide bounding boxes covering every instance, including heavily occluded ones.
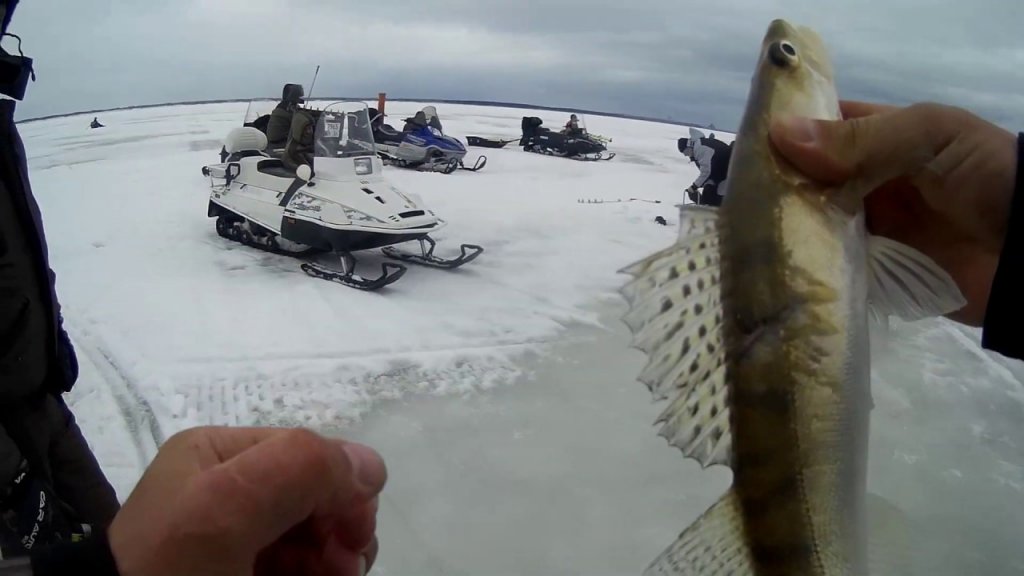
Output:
[307,65,321,99]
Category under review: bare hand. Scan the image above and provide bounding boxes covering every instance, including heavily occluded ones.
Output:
[769,101,1018,325]
[108,427,387,576]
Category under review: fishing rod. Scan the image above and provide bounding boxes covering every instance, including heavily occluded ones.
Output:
[307,65,321,99]
[577,198,662,204]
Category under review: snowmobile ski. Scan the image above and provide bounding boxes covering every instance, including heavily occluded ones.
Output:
[381,236,484,270]
[217,216,406,291]
[378,152,487,174]
[525,147,616,162]
[458,155,487,172]
[300,255,407,291]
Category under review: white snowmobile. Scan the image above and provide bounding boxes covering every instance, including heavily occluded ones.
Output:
[202,101,484,291]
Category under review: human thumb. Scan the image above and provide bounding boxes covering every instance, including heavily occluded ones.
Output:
[188,429,387,552]
[769,104,950,190]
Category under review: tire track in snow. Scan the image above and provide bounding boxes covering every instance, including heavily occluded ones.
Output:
[176,335,594,366]
[70,327,166,467]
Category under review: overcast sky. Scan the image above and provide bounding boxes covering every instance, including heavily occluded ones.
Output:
[5,0,1023,131]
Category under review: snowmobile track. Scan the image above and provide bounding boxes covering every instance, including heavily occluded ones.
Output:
[72,328,166,467]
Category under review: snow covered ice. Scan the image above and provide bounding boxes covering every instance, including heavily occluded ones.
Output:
[19,101,1024,575]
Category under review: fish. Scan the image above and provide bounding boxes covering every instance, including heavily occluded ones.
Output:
[619,19,966,576]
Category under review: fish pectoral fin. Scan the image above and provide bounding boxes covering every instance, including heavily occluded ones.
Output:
[644,489,754,576]
[619,205,730,469]
[866,234,967,321]
[867,492,916,576]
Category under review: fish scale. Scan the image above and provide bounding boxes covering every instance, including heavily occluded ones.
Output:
[620,18,968,576]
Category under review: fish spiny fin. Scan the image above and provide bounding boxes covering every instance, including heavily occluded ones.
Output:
[655,363,732,468]
[619,205,730,468]
[866,234,966,321]
[644,489,753,576]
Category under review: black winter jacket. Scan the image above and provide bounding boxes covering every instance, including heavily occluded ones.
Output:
[0,100,79,398]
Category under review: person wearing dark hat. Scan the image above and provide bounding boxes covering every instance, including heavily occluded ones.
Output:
[678,127,732,207]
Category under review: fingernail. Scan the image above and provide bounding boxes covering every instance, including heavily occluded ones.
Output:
[775,114,818,144]
[342,442,388,494]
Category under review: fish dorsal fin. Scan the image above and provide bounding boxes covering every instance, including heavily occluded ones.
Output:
[620,205,731,469]
[644,489,753,576]
[866,234,966,321]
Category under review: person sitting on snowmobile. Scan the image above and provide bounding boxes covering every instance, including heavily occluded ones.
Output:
[678,127,732,207]
[266,83,305,149]
[282,108,316,173]
[563,114,583,136]
[89,116,103,129]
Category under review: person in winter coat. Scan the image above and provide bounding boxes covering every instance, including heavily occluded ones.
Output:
[678,127,732,206]
[564,114,582,136]
[88,117,102,129]
[265,83,305,149]
[0,2,121,562]
[281,108,317,173]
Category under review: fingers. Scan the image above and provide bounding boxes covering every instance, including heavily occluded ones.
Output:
[769,102,965,190]
[196,428,387,551]
[364,536,380,574]
[839,100,899,119]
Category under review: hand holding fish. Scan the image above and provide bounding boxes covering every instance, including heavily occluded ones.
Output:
[769,101,1018,326]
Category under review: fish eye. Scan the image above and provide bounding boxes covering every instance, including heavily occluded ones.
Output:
[769,40,799,67]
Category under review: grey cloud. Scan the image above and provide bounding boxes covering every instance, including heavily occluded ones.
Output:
[6,0,1024,132]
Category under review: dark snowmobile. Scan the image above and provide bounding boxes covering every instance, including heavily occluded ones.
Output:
[518,116,614,162]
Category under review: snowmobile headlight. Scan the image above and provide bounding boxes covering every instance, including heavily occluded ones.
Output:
[354,157,374,176]
[291,192,325,214]
[342,206,386,224]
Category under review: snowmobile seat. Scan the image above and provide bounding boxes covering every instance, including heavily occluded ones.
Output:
[224,127,269,155]
[225,149,266,163]
[374,124,404,145]
[255,158,295,179]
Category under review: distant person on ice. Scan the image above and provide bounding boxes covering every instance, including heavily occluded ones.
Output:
[89,116,103,129]
[678,127,732,207]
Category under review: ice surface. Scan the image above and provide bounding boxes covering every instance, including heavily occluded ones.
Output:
[19,101,1024,574]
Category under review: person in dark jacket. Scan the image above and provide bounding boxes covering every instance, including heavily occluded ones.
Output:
[265,83,304,149]
[88,117,102,129]
[678,127,732,207]
[0,1,120,562]
[564,113,582,135]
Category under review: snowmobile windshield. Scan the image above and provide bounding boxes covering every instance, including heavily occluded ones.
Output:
[244,100,277,124]
[314,102,377,160]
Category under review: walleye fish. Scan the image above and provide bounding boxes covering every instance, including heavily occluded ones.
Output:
[620,19,965,576]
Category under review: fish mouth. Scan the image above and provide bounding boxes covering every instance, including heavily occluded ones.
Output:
[765,19,799,44]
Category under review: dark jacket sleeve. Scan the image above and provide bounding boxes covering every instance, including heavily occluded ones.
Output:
[0,532,119,576]
[27,530,120,576]
[981,132,1024,359]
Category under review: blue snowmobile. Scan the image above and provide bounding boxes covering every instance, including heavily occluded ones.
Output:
[369,106,486,174]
